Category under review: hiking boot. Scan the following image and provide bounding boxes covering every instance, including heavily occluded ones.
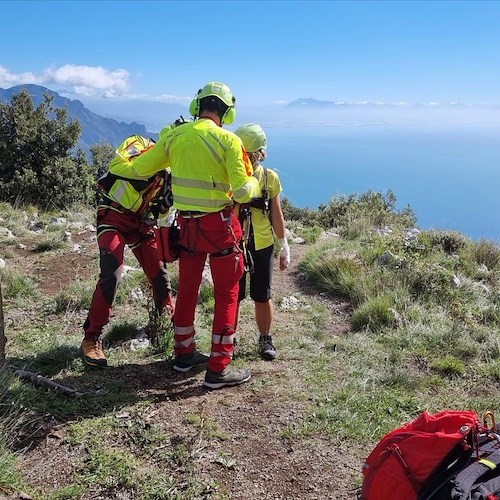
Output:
[203,367,251,389]
[173,350,209,373]
[258,335,277,361]
[81,339,107,367]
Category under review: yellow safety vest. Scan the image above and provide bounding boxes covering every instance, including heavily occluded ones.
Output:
[128,119,260,213]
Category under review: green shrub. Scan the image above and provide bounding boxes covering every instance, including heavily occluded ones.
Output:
[0,89,95,209]
[422,230,470,254]
[105,321,141,343]
[431,356,465,376]
[351,295,395,332]
[33,236,68,253]
[299,246,366,304]
[472,239,500,270]
[0,269,38,299]
[295,225,323,244]
[317,190,416,230]
[80,449,136,489]
[50,280,94,313]
[281,190,416,232]
[406,262,456,302]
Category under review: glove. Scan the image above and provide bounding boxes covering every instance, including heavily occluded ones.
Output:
[278,237,290,270]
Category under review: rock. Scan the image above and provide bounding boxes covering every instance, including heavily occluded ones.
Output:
[0,258,6,269]
[129,287,144,301]
[63,231,72,241]
[450,275,461,288]
[17,243,27,250]
[390,307,403,326]
[122,265,140,277]
[128,338,150,350]
[86,224,97,232]
[279,296,303,311]
[18,493,34,500]
[291,236,305,244]
[378,250,397,266]
[51,217,67,225]
[202,262,213,286]
[0,227,14,239]
[72,244,82,253]
[28,221,43,233]
[405,228,420,241]
[373,225,393,236]
[68,221,85,231]
[319,230,340,241]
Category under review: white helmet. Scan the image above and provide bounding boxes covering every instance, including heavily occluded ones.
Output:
[234,123,267,153]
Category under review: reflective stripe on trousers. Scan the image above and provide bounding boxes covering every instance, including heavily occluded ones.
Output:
[173,211,244,372]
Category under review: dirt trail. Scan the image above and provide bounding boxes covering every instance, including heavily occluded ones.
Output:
[10,237,362,499]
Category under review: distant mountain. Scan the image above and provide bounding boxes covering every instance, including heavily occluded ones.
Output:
[287,97,342,107]
[0,84,151,152]
[81,98,188,133]
[287,97,469,108]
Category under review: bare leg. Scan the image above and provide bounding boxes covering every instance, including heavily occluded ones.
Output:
[255,300,273,334]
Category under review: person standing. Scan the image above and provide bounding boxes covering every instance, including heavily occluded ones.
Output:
[81,134,175,367]
[119,82,260,389]
[234,123,290,360]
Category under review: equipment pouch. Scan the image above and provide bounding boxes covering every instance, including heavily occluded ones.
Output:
[156,221,180,263]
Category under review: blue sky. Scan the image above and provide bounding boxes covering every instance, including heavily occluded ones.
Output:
[2,0,500,109]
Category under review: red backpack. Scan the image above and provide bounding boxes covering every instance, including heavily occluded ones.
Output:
[361,410,481,500]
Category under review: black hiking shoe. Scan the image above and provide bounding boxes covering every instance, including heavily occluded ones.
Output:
[258,335,277,361]
[81,339,107,367]
[173,350,209,373]
[203,367,251,389]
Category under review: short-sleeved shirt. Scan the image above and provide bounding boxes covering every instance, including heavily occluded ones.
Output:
[250,164,282,251]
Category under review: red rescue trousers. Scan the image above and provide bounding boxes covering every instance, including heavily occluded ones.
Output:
[174,208,243,373]
[83,208,174,340]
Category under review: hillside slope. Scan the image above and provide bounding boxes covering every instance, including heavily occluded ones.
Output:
[0,212,361,499]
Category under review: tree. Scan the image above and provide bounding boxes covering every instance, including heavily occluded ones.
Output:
[90,142,115,180]
[0,88,95,209]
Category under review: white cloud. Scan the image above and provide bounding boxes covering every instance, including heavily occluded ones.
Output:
[0,64,130,97]
[0,65,42,86]
[154,93,191,103]
[97,92,190,104]
[42,65,130,95]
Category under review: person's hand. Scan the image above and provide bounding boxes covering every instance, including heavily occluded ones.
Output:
[279,237,290,270]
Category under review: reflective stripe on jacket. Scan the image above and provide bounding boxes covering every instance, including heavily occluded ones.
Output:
[98,135,166,214]
[128,118,260,213]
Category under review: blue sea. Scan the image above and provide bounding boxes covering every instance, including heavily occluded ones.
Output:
[263,125,500,242]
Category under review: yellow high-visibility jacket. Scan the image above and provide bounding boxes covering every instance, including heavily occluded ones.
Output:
[126,119,260,213]
[97,135,166,214]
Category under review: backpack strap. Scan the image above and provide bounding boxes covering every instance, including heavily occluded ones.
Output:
[451,451,500,499]
[476,474,500,499]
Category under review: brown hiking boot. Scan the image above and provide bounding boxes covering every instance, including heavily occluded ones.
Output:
[203,366,251,389]
[81,339,107,367]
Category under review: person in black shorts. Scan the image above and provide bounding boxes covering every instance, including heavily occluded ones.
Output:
[234,124,290,360]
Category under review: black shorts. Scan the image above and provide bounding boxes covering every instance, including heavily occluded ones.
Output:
[238,240,274,303]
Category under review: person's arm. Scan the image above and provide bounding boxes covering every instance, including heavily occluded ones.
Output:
[270,194,290,270]
[226,137,260,203]
[110,137,170,180]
